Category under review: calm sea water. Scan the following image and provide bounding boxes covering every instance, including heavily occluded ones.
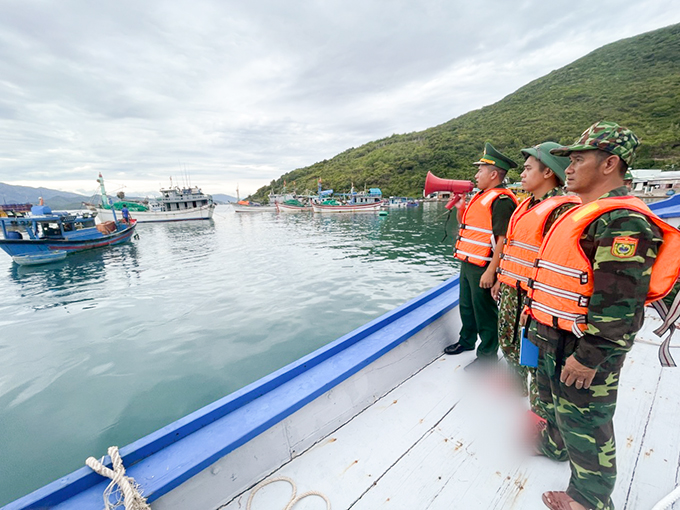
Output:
[0,203,461,505]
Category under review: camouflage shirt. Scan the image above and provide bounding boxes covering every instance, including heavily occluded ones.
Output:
[534,186,663,369]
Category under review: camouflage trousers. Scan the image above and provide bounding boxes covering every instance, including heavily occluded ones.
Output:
[497,283,542,416]
[531,325,626,510]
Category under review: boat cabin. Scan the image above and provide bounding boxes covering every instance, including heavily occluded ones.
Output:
[0,206,98,241]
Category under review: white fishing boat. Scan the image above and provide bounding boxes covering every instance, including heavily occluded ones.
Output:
[231,201,277,213]
[5,276,679,510]
[93,174,215,223]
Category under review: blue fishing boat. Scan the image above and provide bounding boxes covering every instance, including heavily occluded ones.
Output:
[2,276,678,509]
[0,205,136,266]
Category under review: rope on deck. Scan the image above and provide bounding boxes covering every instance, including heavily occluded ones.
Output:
[246,476,331,510]
[85,446,151,510]
[652,485,680,510]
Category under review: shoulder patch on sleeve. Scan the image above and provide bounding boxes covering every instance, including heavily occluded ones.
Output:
[611,236,639,258]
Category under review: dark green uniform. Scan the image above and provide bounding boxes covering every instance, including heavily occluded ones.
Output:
[458,185,516,359]
[529,186,663,510]
[497,186,575,413]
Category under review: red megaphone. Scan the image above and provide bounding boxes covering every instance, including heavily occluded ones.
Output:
[423,172,474,209]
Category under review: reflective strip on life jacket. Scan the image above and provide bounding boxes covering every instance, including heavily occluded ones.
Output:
[453,188,518,267]
[497,195,580,290]
[527,196,680,343]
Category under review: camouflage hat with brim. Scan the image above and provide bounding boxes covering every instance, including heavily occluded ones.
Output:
[473,142,518,172]
[550,121,640,166]
[521,141,570,184]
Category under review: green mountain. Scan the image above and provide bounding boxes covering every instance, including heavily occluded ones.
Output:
[253,23,680,200]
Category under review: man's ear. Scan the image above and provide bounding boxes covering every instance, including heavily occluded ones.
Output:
[601,154,621,176]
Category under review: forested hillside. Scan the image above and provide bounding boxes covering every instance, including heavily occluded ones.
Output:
[253,23,680,200]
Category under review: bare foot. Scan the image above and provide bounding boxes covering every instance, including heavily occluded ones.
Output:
[542,491,589,510]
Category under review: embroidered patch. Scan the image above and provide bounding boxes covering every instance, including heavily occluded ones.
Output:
[611,236,638,258]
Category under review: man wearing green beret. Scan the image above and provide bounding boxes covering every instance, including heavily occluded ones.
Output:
[445,142,518,370]
[525,121,680,510]
[492,141,578,416]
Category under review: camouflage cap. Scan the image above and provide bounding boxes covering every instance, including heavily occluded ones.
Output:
[550,121,640,165]
[473,142,518,172]
[521,141,570,184]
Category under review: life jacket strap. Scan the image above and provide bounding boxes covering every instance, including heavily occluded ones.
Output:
[651,289,680,367]
[454,250,492,262]
[508,239,540,252]
[462,224,494,235]
[460,238,493,248]
[531,281,589,306]
[497,267,529,285]
[536,259,589,282]
[501,253,536,269]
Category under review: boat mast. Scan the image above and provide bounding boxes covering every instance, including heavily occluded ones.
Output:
[97,173,109,208]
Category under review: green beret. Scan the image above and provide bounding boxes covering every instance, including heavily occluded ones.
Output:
[521,141,571,184]
[473,142,518,173]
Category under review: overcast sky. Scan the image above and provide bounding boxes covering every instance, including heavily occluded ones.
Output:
[0,1,678,198]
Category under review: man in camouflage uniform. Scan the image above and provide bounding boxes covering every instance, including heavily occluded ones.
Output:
[528,122,662,510]
[492,142,574,416]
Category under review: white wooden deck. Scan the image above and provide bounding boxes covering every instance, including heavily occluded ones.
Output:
[221,313,680,510]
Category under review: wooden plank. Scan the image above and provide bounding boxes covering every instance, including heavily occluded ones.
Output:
[225,318,680,510]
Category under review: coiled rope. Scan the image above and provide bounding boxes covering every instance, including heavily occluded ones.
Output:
[85,446,151,510]
[246,476,331,510]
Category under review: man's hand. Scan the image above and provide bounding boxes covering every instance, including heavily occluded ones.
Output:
[561,355,597,390]
[491,280,501,300]
[519,310,528,327]
[480,268,496,289]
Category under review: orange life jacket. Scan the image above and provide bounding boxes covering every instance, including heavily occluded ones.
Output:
[497,195,581,291]
[527,196,680,337]
[454,188,518,267]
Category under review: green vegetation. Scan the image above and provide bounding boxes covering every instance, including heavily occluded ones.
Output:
[252,23,680,201]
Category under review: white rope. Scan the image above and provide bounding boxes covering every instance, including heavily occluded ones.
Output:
[85,446,151,510]
[651,485,680,510]
[246,476,331,510]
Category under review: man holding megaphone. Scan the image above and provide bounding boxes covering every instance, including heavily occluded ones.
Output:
[443,143,518,371]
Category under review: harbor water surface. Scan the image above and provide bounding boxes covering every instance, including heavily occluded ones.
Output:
[0,203,461,505]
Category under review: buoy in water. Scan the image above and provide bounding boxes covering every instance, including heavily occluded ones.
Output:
[379,210,388,216]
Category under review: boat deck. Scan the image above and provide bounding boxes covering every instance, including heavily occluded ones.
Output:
[221,314,680,510]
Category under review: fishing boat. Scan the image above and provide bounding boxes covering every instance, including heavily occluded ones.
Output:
[93,174,215,223]
[648,193,680,228]
[312,187,386,213]
[0,203,32,217]
[275,198,313,213]
[0,205,136,266]
[5,274,678,509]
[387,196,419,207]
[231,200,277,213]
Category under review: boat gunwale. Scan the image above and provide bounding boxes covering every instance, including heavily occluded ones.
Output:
[2,275,461,510]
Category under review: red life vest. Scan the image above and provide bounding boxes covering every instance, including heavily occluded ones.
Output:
[497,195,581,291]
[527,196,680,337]
[454,188,518,267]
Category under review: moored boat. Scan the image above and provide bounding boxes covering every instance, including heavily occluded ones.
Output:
[5,275,678,509]
[0,205,136,265]
[231,200,277,213]
[93,174,215,223]
[312,187,386,213]
[275,198,313,213]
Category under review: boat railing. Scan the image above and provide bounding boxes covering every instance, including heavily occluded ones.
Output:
[3,276,462,510]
